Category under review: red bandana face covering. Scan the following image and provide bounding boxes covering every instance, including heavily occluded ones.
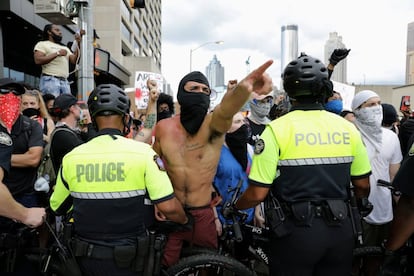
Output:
[0,93,21,133]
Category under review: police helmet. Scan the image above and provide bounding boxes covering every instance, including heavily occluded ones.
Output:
[88,84,130,117]
[282,53,332,100]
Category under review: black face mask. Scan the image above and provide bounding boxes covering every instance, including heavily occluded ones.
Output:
[157,110,172,122]
[51,32,62,43]
[225,124,248,171]
[177,71,210,135]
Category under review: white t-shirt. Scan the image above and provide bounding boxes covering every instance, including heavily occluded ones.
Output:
[363,128,402,224]
[34,40,72,78]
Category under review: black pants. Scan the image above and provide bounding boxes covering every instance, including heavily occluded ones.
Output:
[269,216,354,276]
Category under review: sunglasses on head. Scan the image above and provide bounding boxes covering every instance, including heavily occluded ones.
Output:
[0,88,21,95]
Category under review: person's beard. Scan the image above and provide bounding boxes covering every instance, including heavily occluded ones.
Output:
[51,32,63,44]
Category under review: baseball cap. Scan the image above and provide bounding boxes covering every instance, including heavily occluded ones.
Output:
[52,94,78,114]
[0,78,25,95]
[251,91,274,101]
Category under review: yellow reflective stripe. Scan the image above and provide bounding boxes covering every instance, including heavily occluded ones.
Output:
[278,156,354,166]
[71,189,146,199]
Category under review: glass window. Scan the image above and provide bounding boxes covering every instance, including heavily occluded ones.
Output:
[121,21,131,43]
[134,39,140,56]
[121,0,131,21]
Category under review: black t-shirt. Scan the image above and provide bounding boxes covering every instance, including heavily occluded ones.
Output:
[394,147,414,197]
[2,115,43,196]
[246,117,266,145]
[0,131,13,175]
[50,125,85,174]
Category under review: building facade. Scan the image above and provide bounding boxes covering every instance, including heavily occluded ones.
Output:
[205,54,224,89]
[280,24,298,90]
[0,0,164,99]
[281,25,298,74]
[406,21,414,85]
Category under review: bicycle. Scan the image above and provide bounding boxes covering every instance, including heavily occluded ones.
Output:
[0,218,78,275]
[179,179,269,275]
[351,179,413,276]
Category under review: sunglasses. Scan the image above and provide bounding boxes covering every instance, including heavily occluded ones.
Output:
[0,88,21,95]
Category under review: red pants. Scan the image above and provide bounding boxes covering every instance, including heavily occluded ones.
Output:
[162,206,218,267]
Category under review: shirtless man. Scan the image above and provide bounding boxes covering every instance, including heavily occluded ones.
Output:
[153,60,273,266]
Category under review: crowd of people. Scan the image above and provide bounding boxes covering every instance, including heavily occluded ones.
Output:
[1,22,414,275]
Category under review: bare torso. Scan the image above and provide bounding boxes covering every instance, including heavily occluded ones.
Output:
[154,115,224,207]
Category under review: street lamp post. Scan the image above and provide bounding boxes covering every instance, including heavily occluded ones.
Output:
[189,40,224,72]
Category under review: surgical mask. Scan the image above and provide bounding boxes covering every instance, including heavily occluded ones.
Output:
[324,99,343,114]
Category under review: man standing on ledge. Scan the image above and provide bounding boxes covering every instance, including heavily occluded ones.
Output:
[153,60,274,267]
[34,24,83,97]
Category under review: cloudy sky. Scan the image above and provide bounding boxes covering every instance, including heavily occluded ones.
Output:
[161,0,414,96]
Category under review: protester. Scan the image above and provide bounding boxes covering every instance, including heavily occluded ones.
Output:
[0,122,45,227]
[0,78,43,208]
[134,79,159,144]
[157,92,175,122]
[230,53,371,276]
[380,142,414,276]
[381,103,400,134]
[50,83,189,275]
[246,91,273,145]
[214,111,257,228]
[153,61,274,267]
[351,90,403,276]
[21,89,55,144]
[34,24,83,97]
[49,94,86,175]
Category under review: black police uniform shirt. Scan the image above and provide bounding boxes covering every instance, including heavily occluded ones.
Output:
[0,130,13,174]
[1,115,43,196]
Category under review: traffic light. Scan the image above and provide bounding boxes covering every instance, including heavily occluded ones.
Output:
[129,0,145,9]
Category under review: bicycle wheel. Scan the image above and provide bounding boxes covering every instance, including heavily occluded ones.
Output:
[353,246,383,258]
[166,253,254,276]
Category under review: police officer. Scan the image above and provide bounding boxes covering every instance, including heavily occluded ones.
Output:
[50,84,189,275]
[231,54,372,276]
[380,143,414,276]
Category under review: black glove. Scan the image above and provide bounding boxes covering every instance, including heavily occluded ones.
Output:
[357,197,373,217]
[329,48,351,65]
[222,202,237,219]
[378,249,402,276]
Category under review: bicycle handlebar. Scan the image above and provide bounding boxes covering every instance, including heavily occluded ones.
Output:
[377,179,401,196]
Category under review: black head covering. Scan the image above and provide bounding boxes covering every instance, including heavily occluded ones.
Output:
[177,71,210,135]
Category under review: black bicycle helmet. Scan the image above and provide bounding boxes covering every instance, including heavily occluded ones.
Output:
[282,53,332,100]
[88,84,130,117]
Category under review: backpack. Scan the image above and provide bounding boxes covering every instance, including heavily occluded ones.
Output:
[35,127,74,192]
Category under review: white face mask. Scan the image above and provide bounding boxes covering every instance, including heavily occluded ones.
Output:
[354,105,383,154]
[354,105,383,127]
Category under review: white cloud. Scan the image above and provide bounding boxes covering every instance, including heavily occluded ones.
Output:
[162,0,414,96]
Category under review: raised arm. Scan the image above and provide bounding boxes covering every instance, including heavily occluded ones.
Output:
[210,60,273,134]
[134,79,159,144]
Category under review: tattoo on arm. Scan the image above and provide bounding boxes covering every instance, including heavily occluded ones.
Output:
[143,114,156,129]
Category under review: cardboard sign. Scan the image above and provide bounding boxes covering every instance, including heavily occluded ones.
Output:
[133,71,163,109]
